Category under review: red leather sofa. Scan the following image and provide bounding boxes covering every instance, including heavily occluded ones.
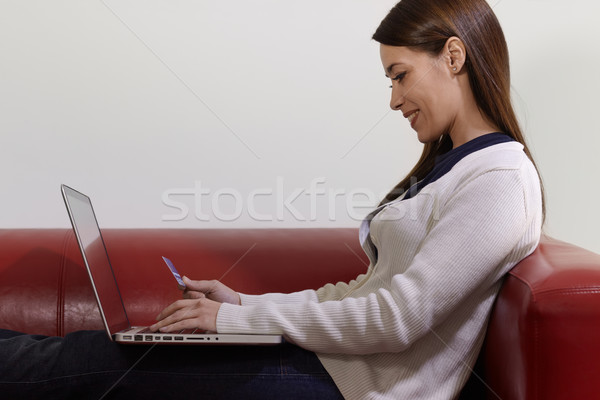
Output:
[1,228,599,399]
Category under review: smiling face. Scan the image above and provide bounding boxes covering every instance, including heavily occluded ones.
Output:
[381,44,461,144]
[380,41,498,147]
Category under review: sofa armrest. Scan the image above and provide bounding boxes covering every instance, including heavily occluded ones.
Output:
[482,236,600,399]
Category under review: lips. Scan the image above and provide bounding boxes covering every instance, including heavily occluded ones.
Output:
[403,110,420,127]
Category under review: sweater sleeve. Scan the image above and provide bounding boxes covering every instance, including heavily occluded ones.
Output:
[239,290,319,306]
[217,169,535,354]
[238,270,371,306]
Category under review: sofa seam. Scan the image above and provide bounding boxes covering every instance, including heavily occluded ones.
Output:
[57,230,70,337]
[507,273,538,302]
[509,274,539,399]
[533,287,600,299]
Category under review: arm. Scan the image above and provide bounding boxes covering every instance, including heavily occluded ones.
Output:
[151,257,372,333]
[238,270,372,306]
[217,169,540,354]
[151,275,372,333]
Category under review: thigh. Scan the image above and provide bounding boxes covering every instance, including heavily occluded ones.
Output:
[0,329,343,400]
[134,338,344,399]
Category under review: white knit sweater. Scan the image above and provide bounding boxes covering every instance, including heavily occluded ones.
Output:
[217,141,543,399]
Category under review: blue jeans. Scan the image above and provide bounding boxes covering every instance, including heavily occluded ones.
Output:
[0,329,344,400]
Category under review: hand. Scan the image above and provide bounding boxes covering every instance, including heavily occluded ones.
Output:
[182,277,241,305]
[149,297,221,333]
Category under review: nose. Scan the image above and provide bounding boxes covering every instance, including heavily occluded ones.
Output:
[389,87,404,111]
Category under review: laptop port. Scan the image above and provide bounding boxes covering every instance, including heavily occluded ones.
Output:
[123,335,132,340]
[174,336,183,341]
[145,335,153,341]
[163,336,172,340]
[134,335,143,341]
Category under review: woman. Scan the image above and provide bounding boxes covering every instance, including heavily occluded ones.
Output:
[0,0,543,398]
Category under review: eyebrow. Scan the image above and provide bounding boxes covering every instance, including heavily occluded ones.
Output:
[384,62,405,77]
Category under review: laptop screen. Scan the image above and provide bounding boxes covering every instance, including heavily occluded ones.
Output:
[62,185,130,336]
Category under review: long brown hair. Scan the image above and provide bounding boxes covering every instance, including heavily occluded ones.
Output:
[372,0,545,219]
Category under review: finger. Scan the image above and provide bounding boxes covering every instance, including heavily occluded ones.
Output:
[182,277,219,294]
[155,299,193,321]
[156,318,199,333]
[150,313,192,332]
[154,298,220,332]
[183,290,206,300]
[151,305,200,332]
[155,305,209,332]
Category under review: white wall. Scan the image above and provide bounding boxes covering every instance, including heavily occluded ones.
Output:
[1,0,598,254]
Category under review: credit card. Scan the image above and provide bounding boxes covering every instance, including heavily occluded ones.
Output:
[162,256,186,290]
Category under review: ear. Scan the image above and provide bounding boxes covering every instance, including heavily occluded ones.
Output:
[443,37,467,74]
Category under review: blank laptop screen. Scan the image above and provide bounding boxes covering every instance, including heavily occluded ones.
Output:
[62,185,130,335]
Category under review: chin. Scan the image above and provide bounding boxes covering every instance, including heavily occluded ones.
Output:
[416,132,440,144]
[415,127,445,144]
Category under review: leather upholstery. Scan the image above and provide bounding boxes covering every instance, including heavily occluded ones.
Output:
[483,236,600,399]
[1,229,599,399]
[0,228,367,335]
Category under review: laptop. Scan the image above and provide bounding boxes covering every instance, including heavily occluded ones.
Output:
[61,184,282,345]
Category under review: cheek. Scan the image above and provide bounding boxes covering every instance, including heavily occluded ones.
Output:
[415,97,451,141]
[414,93,439,128]
[408,80,437,114]
[419,86,454,130]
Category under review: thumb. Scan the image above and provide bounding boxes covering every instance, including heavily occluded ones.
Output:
[183,290,206,300]
[182,276,211,292]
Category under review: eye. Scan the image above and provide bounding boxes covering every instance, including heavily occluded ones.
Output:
[389,72,407,88]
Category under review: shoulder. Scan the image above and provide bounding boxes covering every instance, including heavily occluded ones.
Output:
[433,142,539,191]
[431,142,542,222]
[456,141,529,174]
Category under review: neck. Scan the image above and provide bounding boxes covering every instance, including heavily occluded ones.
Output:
[448,77,500,148]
